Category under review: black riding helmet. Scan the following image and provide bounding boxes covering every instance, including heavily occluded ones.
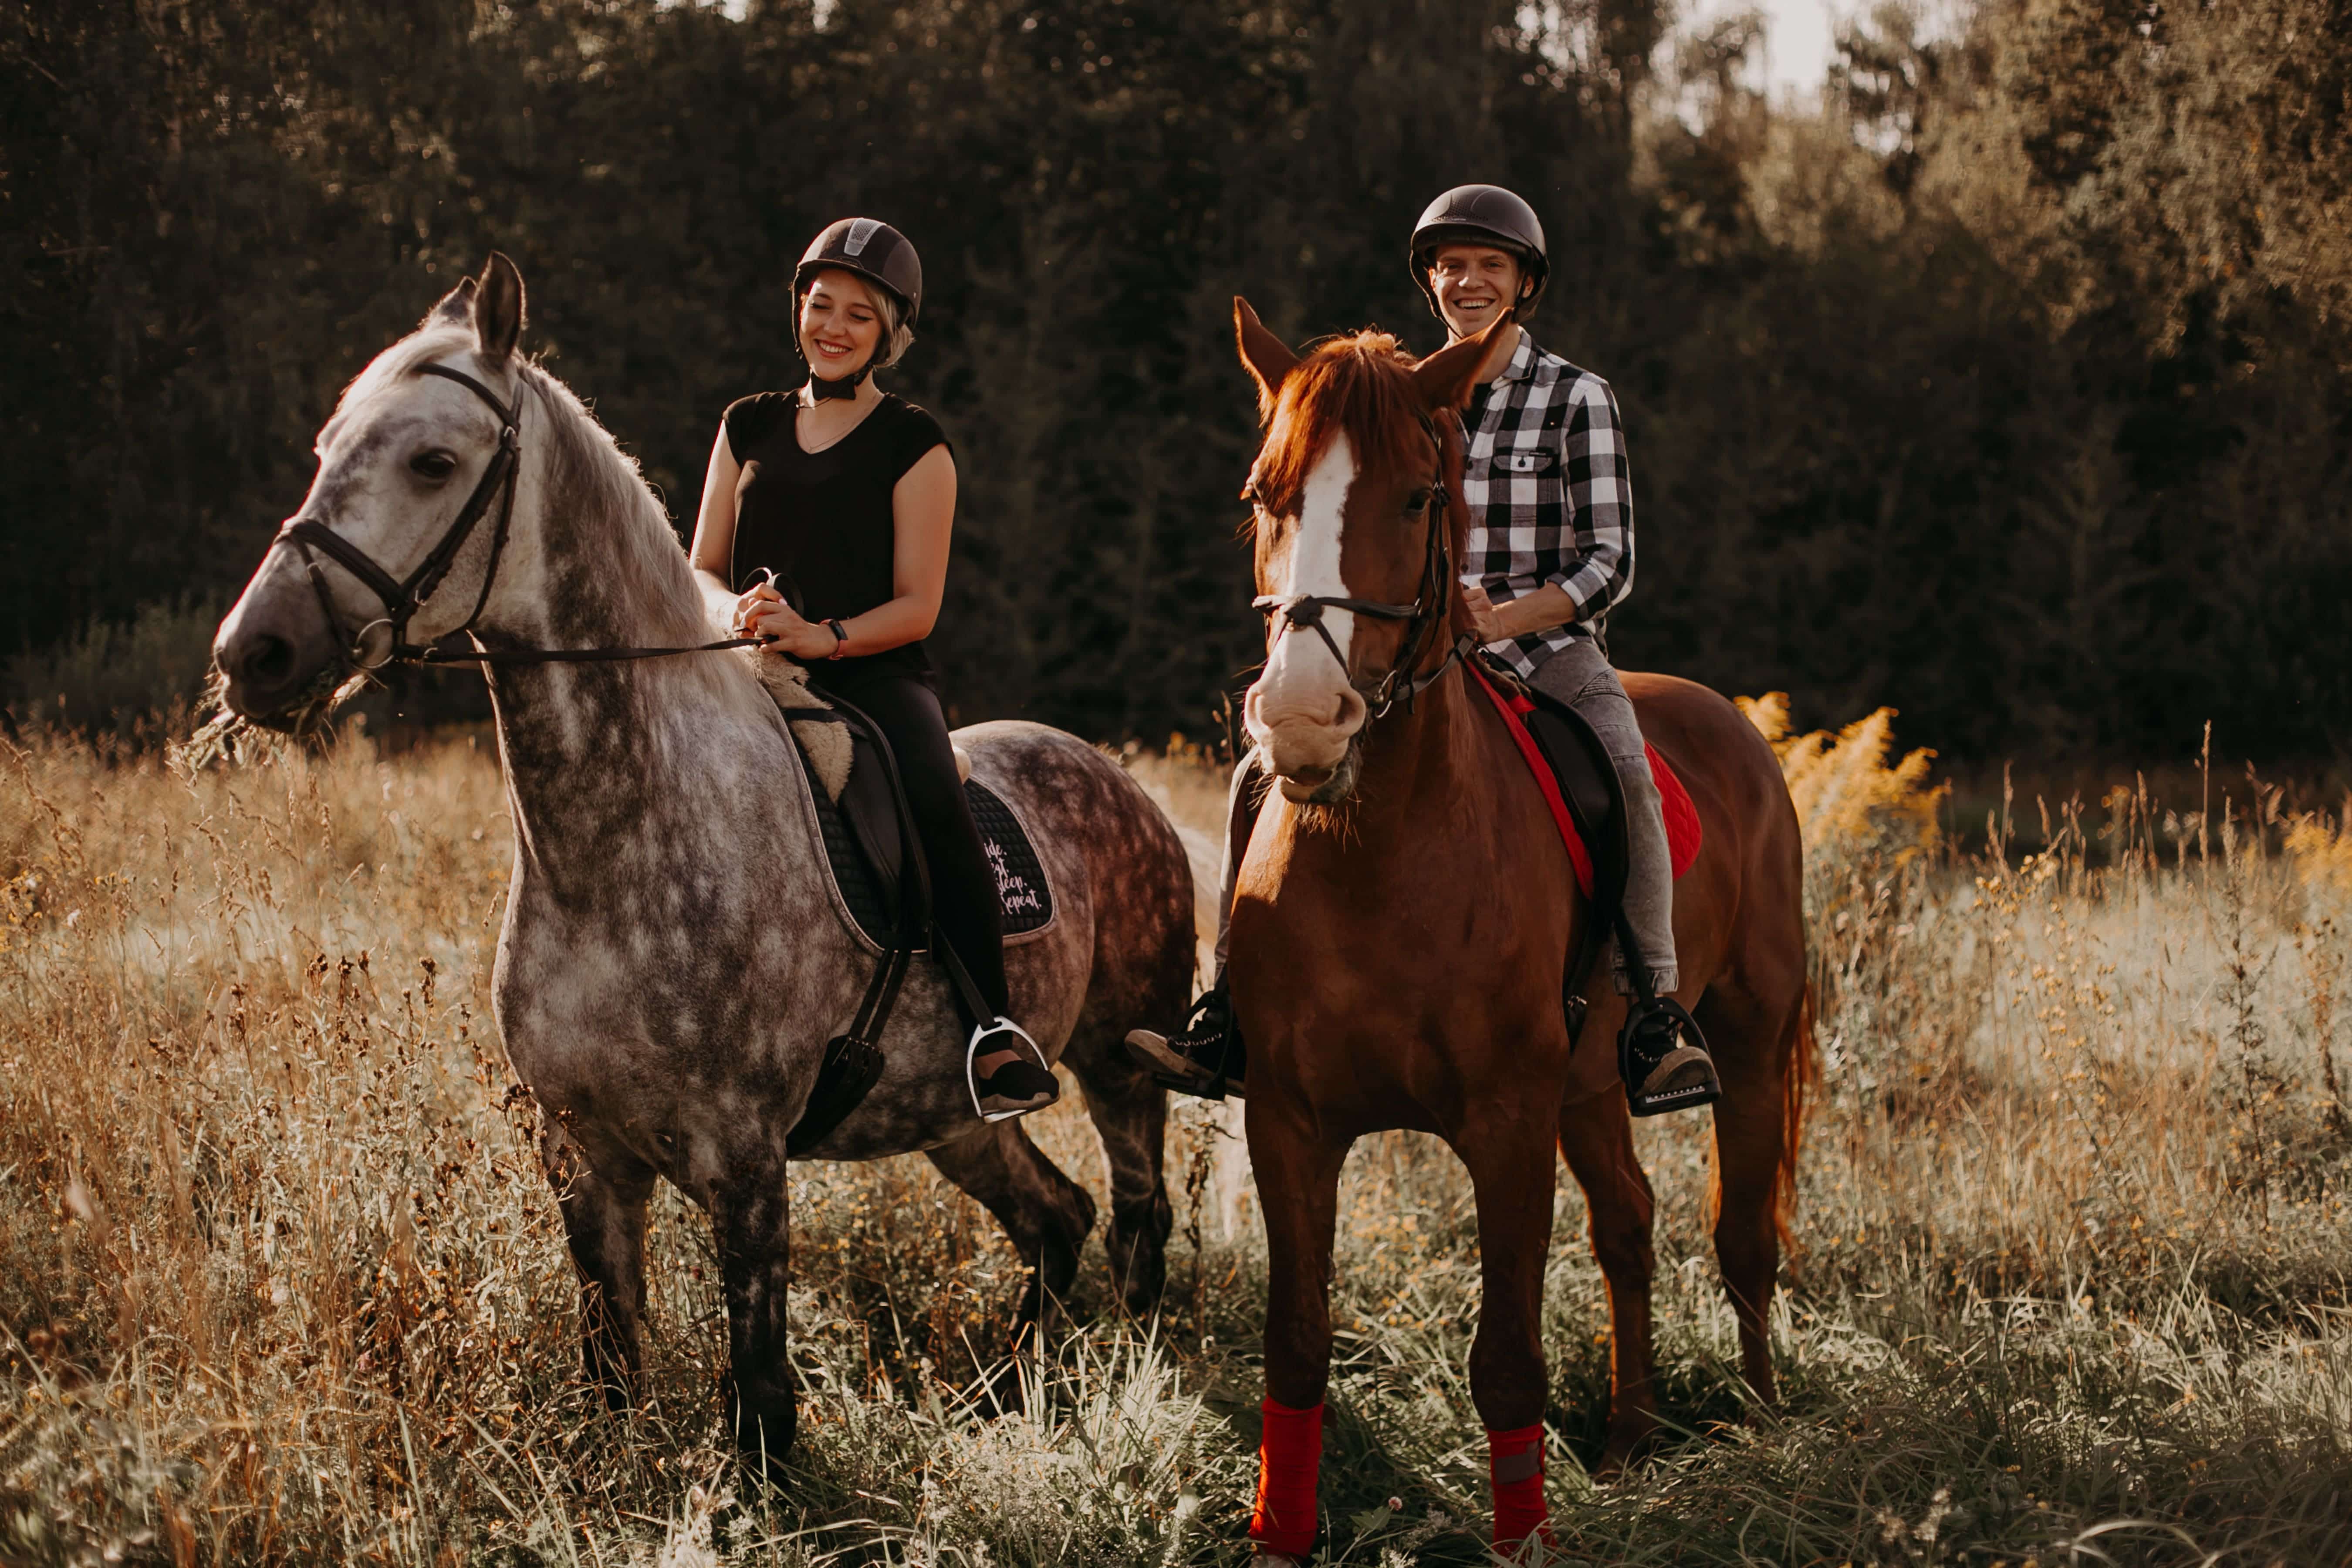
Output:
[1409,184,1548,324]
[792,217,924,383]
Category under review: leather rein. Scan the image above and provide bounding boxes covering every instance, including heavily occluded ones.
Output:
[1251,416,1478,722]
[273,361,759,672]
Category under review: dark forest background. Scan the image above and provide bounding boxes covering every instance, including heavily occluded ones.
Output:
[5,0,2350,765]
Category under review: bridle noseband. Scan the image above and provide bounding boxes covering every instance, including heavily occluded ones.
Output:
[1252,417,1476,723]
[269,361,757,673]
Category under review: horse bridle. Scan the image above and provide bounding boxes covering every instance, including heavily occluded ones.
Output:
[1251,416,1477,722]
[272,361,756,672]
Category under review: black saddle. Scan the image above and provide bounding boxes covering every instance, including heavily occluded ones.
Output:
[810,730,1054,951]
[782,695,1038,1154]
[1477,654,1648,1034]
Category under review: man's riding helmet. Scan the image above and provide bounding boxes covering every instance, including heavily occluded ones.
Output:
[793,217,924,377]
[1409,184,1548,323]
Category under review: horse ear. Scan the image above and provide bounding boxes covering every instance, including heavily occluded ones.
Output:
[1412,309,1514,412]
[1234,297,1298,419]
[426,277,476,329]
[474,252,526,363]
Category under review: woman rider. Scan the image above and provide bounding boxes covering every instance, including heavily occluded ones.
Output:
[1128,185,1719,1118]
[688,217,1058,1122]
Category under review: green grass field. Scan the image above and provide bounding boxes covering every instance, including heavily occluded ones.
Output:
[3,718,2349,1566]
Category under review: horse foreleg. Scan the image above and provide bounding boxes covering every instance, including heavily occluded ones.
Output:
[924,1120,1097,1356]
[1064,1042,1174,1315]
[540,1113,654,1412]
[1557,1090,1661,1475]
[711,1166,794,1480]
[1457,1114,1563,1557]
[1245,1111,1347,1564]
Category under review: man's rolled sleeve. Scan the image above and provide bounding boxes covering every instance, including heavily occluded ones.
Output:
[1554,380,1634,620]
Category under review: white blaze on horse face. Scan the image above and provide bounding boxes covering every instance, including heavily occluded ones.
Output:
[1246,434,1370,786]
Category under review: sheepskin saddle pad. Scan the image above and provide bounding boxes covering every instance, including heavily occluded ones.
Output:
[746,651,1056,950]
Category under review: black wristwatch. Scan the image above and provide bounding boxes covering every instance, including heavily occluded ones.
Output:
[825,618,849,659]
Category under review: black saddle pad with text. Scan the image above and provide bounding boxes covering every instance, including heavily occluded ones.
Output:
[811,774,1054,948]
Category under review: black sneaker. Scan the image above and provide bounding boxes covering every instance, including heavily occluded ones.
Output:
[1617,997,1721,1117]
[1123,983,1244,1100]
[968,1018,1059,1122]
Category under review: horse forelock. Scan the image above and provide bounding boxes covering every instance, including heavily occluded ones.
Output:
[1249,332,1427,523]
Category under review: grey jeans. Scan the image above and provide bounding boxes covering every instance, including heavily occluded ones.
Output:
[1527,638,1679,995]
[1207,638,1679,995]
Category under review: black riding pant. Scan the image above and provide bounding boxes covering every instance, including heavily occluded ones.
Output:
[807,667,1010,1022]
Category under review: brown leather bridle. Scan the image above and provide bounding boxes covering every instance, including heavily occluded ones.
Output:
[1250,417,1476,722]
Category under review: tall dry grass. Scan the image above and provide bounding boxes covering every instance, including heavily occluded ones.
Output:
[2,705,2349,1565]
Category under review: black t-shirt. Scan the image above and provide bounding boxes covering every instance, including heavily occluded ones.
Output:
[723,390,952,683]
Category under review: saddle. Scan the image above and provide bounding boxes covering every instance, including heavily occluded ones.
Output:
[1464,655,1702,1039]
[759,675,1056,1155]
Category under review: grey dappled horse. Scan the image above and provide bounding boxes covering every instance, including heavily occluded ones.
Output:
[213,255,1195,1474]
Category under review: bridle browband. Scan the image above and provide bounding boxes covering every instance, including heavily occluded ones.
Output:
[272,361,758,672]
[1251,414,1477,723]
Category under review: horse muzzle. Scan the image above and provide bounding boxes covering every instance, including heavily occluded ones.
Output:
[1244,677,1369,802]
[213,566,345,727]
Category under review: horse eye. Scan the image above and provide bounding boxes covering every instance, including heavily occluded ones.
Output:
[410,450,457,480]
[1404,488,1432,515]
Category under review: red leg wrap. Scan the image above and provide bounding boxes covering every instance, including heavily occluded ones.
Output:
[1489,1423,1554,1553]
[1249,1399,1324,1557]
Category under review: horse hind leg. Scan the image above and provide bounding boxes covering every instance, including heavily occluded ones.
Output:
[1696,982,1813,1408]
[1061,1029,1173,1316]
[540,1114,655,1413]
[924,1119,1097,1358]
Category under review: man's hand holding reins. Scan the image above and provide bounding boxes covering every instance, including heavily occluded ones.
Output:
[1461,581,1581,645]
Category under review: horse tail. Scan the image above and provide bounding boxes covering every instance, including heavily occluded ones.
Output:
[1774,980,1821,1252]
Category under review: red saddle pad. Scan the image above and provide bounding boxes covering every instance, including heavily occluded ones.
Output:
[1467,661,1702,897]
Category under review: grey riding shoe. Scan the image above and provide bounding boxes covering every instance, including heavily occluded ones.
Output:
[1618,997,1721,1117]
[1123,983,1244,1100]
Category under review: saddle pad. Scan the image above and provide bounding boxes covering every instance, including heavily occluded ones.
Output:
[811,775,1057,948]
[1468,662,1701,896]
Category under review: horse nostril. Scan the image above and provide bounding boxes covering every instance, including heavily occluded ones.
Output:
[240,633,296,688]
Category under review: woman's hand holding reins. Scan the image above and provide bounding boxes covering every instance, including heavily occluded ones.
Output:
[733,581,839,662]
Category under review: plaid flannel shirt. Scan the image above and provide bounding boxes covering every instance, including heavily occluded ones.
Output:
[1456,331,1635,678]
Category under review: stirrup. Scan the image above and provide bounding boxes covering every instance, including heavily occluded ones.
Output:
[967,1017,1055,1123]
[1617,997,1721,1118]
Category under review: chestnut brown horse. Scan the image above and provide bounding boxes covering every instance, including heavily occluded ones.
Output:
[1224,301,1815,1561]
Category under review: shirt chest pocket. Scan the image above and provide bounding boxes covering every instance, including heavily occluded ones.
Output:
[1487,449,1557,476]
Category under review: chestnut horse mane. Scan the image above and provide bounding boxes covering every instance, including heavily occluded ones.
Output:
[1247,328,1479,643]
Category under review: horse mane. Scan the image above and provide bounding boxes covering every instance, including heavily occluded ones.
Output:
[1249,331,1432,520]
[333,325,707,645]
[516,362,708,643]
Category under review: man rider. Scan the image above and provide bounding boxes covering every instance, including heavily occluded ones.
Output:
[1126,183,1718,1116]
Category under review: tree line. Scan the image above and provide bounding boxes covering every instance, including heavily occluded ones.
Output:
[5,0,2348,763]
